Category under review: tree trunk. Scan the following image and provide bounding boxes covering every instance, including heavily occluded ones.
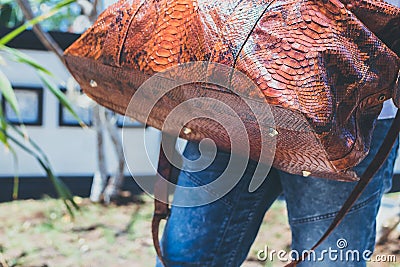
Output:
[103,110,125,204]
[90,105,108,202]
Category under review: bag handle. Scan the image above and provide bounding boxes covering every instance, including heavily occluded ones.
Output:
[152,111,400,267]
[152,133,176,267]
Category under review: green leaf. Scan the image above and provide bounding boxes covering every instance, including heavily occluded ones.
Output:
[0,107,15,151]
[0,45,51,75]
[0,46,85,127]
[0,127,79,215]
[0,108,19,199]
[0,126,6,144]
[0,0,77,45]
[8,122,49,165]
[0,106,7,145]
[39,72,86,127]
[0,69,19,116]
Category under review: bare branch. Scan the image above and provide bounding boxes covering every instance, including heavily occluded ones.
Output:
[16,0,66,65]
[90,105,109,203]
[103,110,125,203]
[90,0,99,22]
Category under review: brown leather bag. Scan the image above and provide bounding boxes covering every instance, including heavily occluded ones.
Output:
[64,0,400,265]
[65,0,400,181]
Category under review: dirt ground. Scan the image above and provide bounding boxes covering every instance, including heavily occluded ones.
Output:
[0,193,398,267]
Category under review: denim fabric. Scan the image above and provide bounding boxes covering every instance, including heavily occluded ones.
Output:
[156,119,399,267]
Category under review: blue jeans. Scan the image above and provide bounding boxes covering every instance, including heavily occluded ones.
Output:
[156,119,399,267]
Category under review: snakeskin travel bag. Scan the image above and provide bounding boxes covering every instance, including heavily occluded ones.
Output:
[64,0,400,265]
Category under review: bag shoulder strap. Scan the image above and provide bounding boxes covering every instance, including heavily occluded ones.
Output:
[152,134,175,267]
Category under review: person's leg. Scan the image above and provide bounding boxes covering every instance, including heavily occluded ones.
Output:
[156,141,282,267]
[279,119,399,266]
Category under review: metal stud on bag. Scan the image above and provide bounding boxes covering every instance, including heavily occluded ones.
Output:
[89,79,98,88]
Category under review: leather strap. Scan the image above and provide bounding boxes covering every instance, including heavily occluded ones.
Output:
[152,134,176,267]
[152,112,399,267]
[285,110,400,267]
